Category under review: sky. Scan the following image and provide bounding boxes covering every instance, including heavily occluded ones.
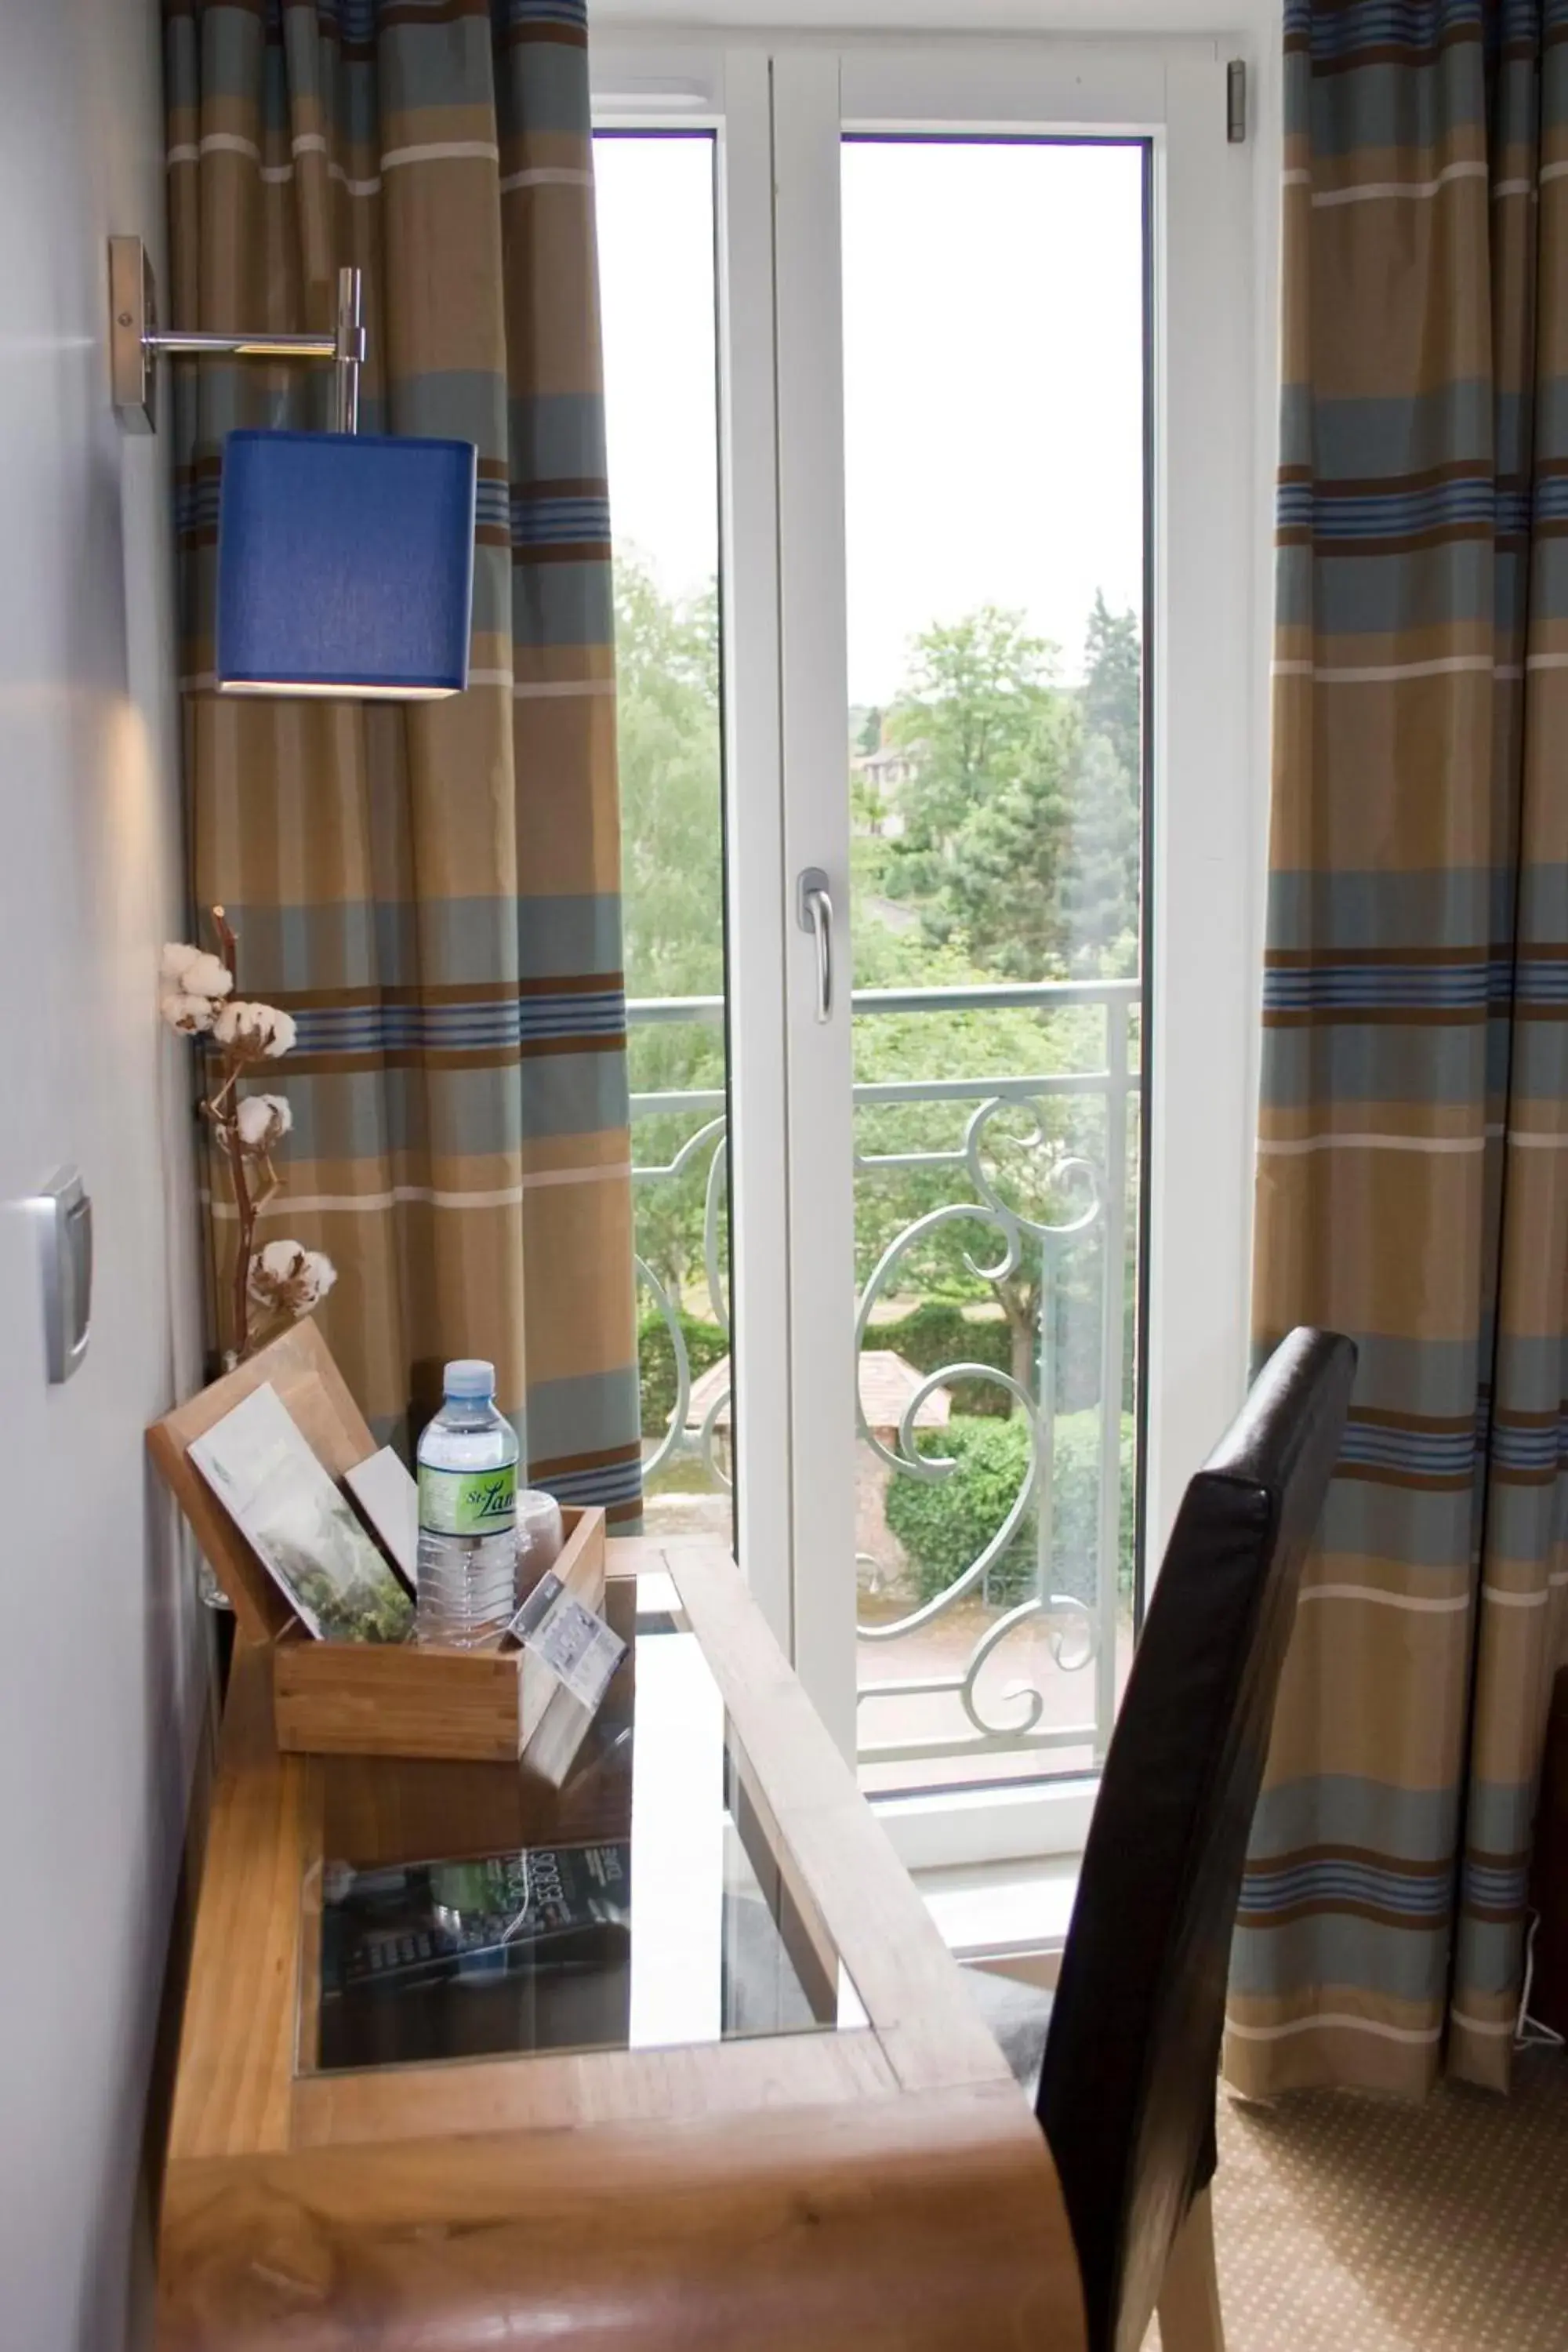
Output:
[594,131,1145,707]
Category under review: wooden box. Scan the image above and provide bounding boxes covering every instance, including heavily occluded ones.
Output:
[147,1319,605,1763]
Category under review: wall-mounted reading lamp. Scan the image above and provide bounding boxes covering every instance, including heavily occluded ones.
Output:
[109,237,475,699]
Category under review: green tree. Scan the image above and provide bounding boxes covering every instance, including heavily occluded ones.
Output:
[1082,590,1142,779]
[938,694,1082,978]
[613,553,728,1307]
[883,608,1080,978]
[1054,596,1142,977]
[1054,730,1139,976]
[851,767,891,839]
[615,557,724,1000]
[884,612,1049,840]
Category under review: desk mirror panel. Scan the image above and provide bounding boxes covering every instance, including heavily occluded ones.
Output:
[299,1573,866,2074]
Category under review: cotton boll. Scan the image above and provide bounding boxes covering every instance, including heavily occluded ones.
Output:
[179,949,233,1001]
[234,1095,270,1149]
[252,1240,300,1286]
[160,990,216,1036]
[161,942,201,986]
[212,1000,263,1051]
[234,1093,292,1153]
[262,1007,298,1056]
[248,1240,337,1319]
[301,1249,337,1304]
[213,1000,297,1060]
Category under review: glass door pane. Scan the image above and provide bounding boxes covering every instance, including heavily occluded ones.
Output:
[595,132,735,1552]
[840,137,1149,1796]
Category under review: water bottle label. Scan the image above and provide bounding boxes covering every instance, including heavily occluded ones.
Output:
[419,1461,517,1537]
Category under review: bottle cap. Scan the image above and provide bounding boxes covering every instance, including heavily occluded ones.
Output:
[443,1358,495,1399]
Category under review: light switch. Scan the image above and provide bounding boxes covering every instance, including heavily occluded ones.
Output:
[26,1167,92,1384]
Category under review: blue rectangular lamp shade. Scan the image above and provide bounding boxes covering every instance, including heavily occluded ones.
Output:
[216,430,477,698]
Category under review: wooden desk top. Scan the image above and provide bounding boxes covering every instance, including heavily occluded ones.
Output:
[157,1538,1086,2351]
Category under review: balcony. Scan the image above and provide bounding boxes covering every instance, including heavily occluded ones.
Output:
[630,977,1140,1795]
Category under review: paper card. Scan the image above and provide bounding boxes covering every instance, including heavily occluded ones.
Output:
[345,1445,419,1594]
[509,1572,626,1711]
[188,1383,413,1644]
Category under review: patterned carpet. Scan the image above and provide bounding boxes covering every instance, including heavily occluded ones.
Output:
[1147,2052,1568,2352]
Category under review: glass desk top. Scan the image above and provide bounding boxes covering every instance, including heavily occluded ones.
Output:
[299,1571,866,2076]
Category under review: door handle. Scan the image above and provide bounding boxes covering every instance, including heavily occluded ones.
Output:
[797,867,834,1024]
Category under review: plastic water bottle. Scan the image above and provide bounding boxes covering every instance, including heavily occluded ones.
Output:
[416,1360,519,1647]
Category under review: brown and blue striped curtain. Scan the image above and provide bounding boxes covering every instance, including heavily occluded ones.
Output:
[1226,0,1568,2096]
[165,0,641,1527]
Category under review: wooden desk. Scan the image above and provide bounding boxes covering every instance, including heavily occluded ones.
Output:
[157,1540,1086,2350]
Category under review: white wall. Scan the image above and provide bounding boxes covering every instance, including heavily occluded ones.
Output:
[0,3,209,2347]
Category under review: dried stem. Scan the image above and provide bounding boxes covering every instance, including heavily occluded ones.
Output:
[245,1305,294,1356]
[220,1097,255,1363]
[212,905,238,983]
[172,902,309,1371]
[207,904,256,1362]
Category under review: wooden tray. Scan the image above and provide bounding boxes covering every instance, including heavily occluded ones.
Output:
[147,1319,606,1762]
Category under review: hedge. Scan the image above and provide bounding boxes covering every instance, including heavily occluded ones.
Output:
[884,1408,1136,1610]
[640,1303,1018,1432]
[866,1301,1015,1415]
[869,1292,1127,1420]
[639,1312,1137,1620]
[641,1296,1127,1439]
[638,1308,730,1433]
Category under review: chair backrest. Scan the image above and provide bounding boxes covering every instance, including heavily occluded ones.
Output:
[1036,1327,1356,2352]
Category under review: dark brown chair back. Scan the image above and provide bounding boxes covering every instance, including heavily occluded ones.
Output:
[1036,1327,1356,2352]
[1527,1666,1568,2038]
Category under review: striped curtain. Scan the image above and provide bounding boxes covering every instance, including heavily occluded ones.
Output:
[164,0,641,1528]
[1226,0,1568,2097]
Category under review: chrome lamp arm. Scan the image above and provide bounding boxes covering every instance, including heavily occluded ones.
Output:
[109,237,365,435]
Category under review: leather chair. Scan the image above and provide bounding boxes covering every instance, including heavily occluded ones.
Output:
[969,1326,1356,2352]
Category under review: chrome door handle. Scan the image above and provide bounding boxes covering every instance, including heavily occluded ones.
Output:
[797,867,833,1024]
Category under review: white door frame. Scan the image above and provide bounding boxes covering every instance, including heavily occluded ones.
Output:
[593,51,804,1670]
[771,49,862,1758]
[591,28,1276,1843]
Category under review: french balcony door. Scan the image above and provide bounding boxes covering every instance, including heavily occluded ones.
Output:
[593,37,1266,1864]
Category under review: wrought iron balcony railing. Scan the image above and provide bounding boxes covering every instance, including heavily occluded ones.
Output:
[630,977,1139,1780]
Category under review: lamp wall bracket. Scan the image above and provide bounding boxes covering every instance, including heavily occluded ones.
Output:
[109,236,159,432]
[109,237,365,436]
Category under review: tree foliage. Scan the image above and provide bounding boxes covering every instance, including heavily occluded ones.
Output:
[877,600,1140,982]
[1083,590,1142,779]
[1055,731,1140,978]
[616,557,724,1001]
[614,554,727,1305]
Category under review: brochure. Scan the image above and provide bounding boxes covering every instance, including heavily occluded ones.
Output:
[188,1382,413,1642]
